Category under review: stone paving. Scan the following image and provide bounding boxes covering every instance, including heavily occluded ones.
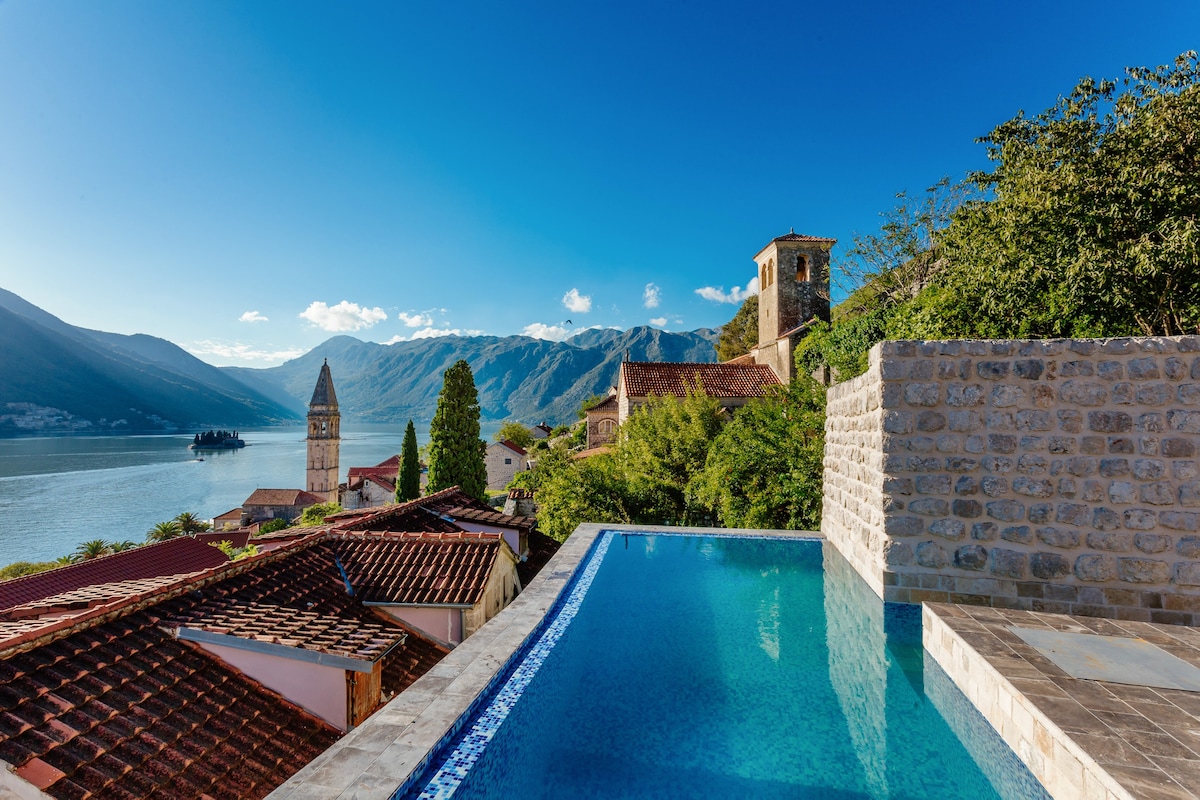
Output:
[925,602,1200,799]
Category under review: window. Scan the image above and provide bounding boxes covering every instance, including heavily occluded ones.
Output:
[598,419,616,435]
[797,256,809,282]
[504,457,512,464]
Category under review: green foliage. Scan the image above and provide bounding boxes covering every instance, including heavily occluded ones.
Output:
[576,393,608,419]
[794,308,893,381]
[397,419,422,502]
[715,295,759,361]
[691,379,826,530]
[174,511,210,534]
[493,421,535,449]
[146,520,183,543]
[0,561,60,580]
[297,502,342,527]
[75,539,111,560]
[211,540,260,561]
[427,359,488,500]
[535,452,633,541]
[258,518,290,535]
[108,540,139,552]
[915,52,1200,338]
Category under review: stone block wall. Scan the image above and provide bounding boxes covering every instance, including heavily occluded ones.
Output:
[822,336,1200,624]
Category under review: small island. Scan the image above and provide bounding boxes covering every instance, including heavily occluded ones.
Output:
[190,430,245,449]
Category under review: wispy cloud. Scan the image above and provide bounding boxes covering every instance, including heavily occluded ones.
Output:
[397,311,434,328]
[694,276,759,304]
[299,300,387,332]
[186,340,306,365]
[649,317,668,327]
[522,322,573,341]
[562,288,592,314]
[643,283,661,309]
[238,310,269,323]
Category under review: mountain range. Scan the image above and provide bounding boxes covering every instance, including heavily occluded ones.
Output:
[0,289,721,434]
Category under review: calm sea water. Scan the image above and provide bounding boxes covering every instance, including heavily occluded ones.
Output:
[0,424,498,566]
[407,535,1050,800]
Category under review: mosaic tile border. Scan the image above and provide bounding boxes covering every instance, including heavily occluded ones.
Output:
[410,531,615,799]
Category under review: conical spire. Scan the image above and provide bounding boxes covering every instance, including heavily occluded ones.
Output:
[310,359,338,408]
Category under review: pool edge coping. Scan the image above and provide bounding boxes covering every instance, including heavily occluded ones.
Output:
[267,524,820,800]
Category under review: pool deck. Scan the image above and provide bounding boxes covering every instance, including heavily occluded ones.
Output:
[925,603,1200,800]
[267,523,814,800]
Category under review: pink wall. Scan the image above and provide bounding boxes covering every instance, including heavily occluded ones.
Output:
[379,606,461,645]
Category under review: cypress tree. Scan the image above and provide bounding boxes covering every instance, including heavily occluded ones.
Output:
[426,359,487,500]
[396,419,421,502]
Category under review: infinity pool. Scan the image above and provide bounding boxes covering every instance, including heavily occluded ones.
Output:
[400,533,1050,799]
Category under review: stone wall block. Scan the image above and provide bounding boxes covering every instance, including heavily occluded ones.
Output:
[1180,385,1200,405]
[1137,384,1173,406]
[1060,381,1107,406]
[937,435,962,453]
[1133,459,1165,481]
[909,498,949,516]
[1081,436,1105,454]
[955,545,988,571]
[952,499,983,518]
[883,477,914,495]
[1112,383,1135,404]
[1016,453,1047,475]
[929,519,966,540]
[1068,340,1096,356]
[1086,531,1133,552]
[885,516,925,537]
[945,457,978,472]
[1088,411,1132,433]
[991,548,1027,578]
[1075,554,1117,581]
[1028,503,1052,524]
[1168,410,1200,432]
[977,361,1010,380]
[986,500,1025,522]
[981,476,1008,496]
[972,522,997,541]
[1001,526,1032,544]
[1179,537,1200,558]
[1108,436,1135,454]
[1119,558,1171,584]
[1166,357,1187,380]
[1055,503,1090,526]
[915,475,951,495]
[883,411,914,434]
[1064,456,1098,477]
[881,382,902,408]
[1178,463,1200,480]
[1092,507,1122,530]
[1048,436,1076,454]
[1061,361,1095,378]
[1013,359,1045,379]
[954,476,978,495]
[988,434,1017,454]
[1057,409,1083,433]
[1160,511,1200,532]
[1100,458,1130,478]
[1098,361,1125,379]
[1012,477,1054,498]
[1016,410,1052,431]
[991,385,1025,407]
[1127,357,1161,380]
[883,540,915,566]
[1140,481,1176,506]
[946,384,985,407]
[1030,552,1070,579]
[1180,482,1200,506]
[916,541,949,568]
[1038,527,1081,549]
[1135,533,1172,554]
[1124,509,1157,530]
[1163,437,1196,458]
[1174,562,1200,586]
[904,383,941,407]
[880,359,907,380]
[916,411,946,431]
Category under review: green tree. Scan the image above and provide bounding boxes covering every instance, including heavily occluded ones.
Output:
[691,379,826,530]
[426,359,488,500]
[714,295,759,361]
[174,511,211,534]
[0,561,60,580]
[492,421,535,449]
[258,518,290,535]
[146,520,183,543]
[297,502,342,526]
[396,419,422,503]
[108,540,139,552]
[75,539,111,560]
[912,52,1200,338]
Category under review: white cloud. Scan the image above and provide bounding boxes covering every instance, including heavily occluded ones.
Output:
[186,340,306,365]
[649,317,668,327]
[694,276,760,304]
[522,322,573,341]
[238,310,268,323]
[384,327,485,343]
[299,300,387,332]
[397,311,434,328]
[643,283,661,309]
[562,288,592,314]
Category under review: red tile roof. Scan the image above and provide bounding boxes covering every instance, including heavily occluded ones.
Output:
[773,231,837,243]
[0,538,229,616]
[348,456,400,481]
[243,489,325,508]
[329,532,507,606]
[334,487,476,534]
[0,607,341,800]
[516,530,561,588]
[620,361,781,399]
[446,506,535,532]
[194,531,252,549]
[493,440,527,456]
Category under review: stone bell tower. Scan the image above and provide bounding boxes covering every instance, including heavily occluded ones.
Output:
[306,359,340,503]
[753,230,835,383]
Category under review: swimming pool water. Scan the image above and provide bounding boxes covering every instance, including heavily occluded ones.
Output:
[402,533,1050,799]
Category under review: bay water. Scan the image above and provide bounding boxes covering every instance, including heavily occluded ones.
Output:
[0,424,499,567]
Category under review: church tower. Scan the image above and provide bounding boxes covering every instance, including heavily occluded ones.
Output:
[306,359,340,503]
[753,231,835,383]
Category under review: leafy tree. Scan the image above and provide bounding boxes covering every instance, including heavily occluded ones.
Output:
[146,520,183,543]
[691,378,826,530]
[535,452,634,541]
[396,419,422,502]
[174,511,211,534]
[75,539,111,560]
[715,295,759,361]
[0,561,60,580]
[108,540,139,552]
[258,518,290,535]
[576,393,609,419]
[492,421,535,449]
[297,502,342,527]
[211,540,260,561]
[427,359,488,500]
[913,52,1200,338]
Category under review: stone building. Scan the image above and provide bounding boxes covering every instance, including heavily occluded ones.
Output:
[752,230,834,383]
[485,440,529,491]
[307,360,340,503]
[583,391,619,449]
[616,360,781,423]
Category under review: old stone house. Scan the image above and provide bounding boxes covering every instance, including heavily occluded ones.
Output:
[485,440,529,491]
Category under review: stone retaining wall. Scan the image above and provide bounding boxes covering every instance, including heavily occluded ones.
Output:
[822,336,1200,624]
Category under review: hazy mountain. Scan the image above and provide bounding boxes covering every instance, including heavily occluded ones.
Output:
[226,326,722,427]
[0,289,302,435]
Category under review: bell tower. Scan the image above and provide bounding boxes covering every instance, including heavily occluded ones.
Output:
[753,230,835,382]
[306,359,340,503]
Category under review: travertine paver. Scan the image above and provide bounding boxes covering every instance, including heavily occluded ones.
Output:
[925,602,1200,799]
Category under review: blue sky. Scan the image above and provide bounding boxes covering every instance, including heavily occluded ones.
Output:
[0,1,1195,367]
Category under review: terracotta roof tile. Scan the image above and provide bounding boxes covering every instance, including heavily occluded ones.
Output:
[445,506,535,532]
[242,489,325,508]
[0,539,229,616]
[516,530,561,588]
[773,231,837,243]
[620,361,781,398]
[494,440,527,456]
[328,532,506,606]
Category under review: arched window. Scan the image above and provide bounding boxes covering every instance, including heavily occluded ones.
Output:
[797,256,809,282]
[598,419,616,435]
[768,259,775,286]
